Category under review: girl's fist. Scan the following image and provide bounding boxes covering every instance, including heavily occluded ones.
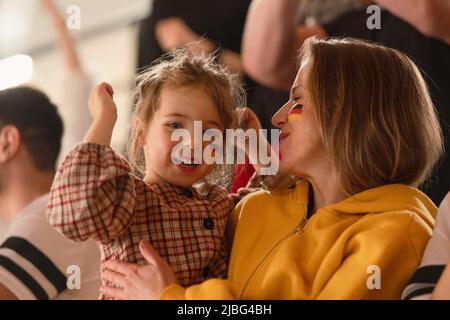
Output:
[88,82,117,123]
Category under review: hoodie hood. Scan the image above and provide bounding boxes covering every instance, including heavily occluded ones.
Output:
[322,183,436,229]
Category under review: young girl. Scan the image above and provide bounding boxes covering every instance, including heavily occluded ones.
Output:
[46,47,269,298]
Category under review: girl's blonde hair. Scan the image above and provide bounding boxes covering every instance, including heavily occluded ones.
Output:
[128,43,246,187]
[300,37,443,196]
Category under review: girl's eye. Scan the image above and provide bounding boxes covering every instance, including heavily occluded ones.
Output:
[167,122,181,129]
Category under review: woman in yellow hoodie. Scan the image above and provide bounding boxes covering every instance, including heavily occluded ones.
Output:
[100,37,444,300]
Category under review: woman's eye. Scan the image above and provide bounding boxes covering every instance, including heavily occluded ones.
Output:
[290,102,304,113]
[292,96,302,104]
[288,101,304,122]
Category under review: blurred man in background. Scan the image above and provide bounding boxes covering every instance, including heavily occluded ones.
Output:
[0,87,100,300]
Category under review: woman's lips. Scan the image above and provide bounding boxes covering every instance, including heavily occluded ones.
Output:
[279,132,290,144]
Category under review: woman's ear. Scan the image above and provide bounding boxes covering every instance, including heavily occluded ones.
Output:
[0,125,21,164]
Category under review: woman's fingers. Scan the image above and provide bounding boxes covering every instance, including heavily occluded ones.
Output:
[103,259,138,276]
[139,240,163,267]
[100,285,125,300]
[102,268,127,288]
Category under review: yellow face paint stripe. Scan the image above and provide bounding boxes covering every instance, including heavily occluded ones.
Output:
[288,114,303,122]
[288,106,304,122]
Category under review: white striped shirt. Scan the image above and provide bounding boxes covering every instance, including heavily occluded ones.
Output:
[0,194,101,299]
[402,192,450,300]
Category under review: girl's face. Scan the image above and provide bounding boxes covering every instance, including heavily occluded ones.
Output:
[142,85,224,188]
[271,64,326,177]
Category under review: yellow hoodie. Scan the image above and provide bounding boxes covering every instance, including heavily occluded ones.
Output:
[161,180,436,300]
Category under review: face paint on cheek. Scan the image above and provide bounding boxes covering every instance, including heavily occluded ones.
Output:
[288,104,304,123]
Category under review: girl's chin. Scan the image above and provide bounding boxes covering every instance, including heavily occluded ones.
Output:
[166,166,202,184]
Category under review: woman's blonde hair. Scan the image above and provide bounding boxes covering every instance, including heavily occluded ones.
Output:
[128,44,246,186]
[300,37,443,196]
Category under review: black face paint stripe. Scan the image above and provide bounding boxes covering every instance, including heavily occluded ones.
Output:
[0,237,67,293]
[0,255,49,300]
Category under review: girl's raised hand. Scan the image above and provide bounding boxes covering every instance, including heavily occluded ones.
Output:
[83,82,118,145]
[88,82,117,124]
[237,107,262,132]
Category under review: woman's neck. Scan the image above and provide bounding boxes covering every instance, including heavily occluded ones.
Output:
[307,169,347,213]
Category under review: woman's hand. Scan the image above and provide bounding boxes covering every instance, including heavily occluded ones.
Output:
[100,240,177,300]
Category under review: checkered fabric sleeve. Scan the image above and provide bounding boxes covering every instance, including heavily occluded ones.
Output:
[47,143,136,244]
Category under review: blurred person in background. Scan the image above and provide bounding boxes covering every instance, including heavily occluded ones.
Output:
[0,87,100,300]
[41,0,93,163]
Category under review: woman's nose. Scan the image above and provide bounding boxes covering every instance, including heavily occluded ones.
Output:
[271,101,291,129]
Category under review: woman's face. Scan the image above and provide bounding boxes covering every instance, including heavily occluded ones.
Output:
[271,64,326,177]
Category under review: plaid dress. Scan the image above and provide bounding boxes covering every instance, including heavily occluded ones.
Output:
[46,143,233,298]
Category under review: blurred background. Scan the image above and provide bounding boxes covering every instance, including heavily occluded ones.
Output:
[0,0,153,235]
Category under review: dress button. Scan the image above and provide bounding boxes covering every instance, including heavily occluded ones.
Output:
[203,217,215,230]
[180,188,193,198]
[202,267,210,279]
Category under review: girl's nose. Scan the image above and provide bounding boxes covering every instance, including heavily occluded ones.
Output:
[271,101,291,129]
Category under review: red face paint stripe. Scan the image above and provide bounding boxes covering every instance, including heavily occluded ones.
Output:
[288,108,303,115]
